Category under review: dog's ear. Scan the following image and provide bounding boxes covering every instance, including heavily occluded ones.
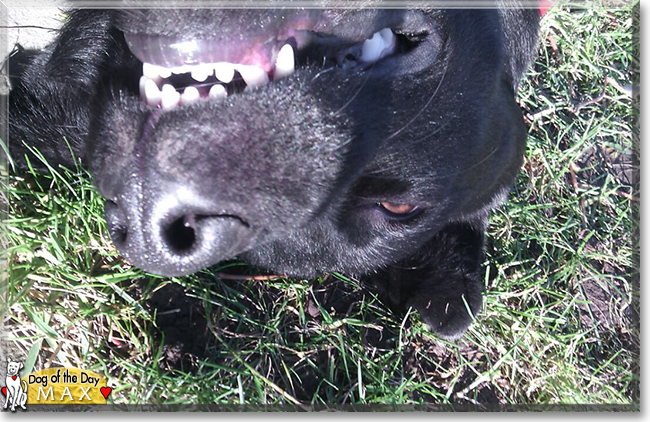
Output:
[5,10,122,171]
[4,45,87,171]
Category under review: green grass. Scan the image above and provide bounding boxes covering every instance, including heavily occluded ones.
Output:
[0,3,639,409]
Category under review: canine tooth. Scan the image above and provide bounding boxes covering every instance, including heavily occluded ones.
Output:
[213,63,234,83]
[180,86,200,105]
[142,76,162,107]
[191,65,212,82]
[274,44,295,79]
[379,28,394,45]
[161,84,180,110]
[237,65,270,91]
[361,31,384,63]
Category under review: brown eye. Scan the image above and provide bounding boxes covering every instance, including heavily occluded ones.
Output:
[379,202,417,215]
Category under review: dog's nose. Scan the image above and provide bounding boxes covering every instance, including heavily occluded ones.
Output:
[104,188,254,276]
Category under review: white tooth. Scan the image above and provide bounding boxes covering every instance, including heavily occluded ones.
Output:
[213,63,234,83]
[379,28,396,57]
[143,77,162,107]
[274,44,295,79]
[139,75,147,102]
[237,65,270,91]
[191,65,211,82]
[143,63,160,80]
[161,84,180,110]
[171,65,192,75]
[379,28,394,45]
[208,84,227,100]
[180,86,200,105]
[158,67,172,79]
[361,31,383,63]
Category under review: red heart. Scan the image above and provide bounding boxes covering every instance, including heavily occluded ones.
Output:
[12,376,17,381]
[100,386,112,399]
[1,387,6,396]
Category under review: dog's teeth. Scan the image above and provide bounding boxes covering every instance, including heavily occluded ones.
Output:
[139,75,148,101]
[274,44,295,79]
[171,65,192,75]
[237,65,270,91]
[361,32,383,62]
[141,76,162,107]
[158,67,172,79]
[180,86,201,105]
[161,84,180,110]
[208,84,227,100]
[143,62,162,80]
[213,63,234,83]
[190,65,212,82]
[143,62,171,79]
[361,28,395,63]
[379,28,394,45]
[140,59,276,108]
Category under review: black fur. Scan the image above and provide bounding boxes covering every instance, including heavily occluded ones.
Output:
[5,3,540,339]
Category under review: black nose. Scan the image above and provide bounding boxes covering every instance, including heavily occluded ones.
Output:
[104,192,253,277]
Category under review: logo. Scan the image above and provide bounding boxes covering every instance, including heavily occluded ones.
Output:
[2,361,112,409]
[2,358,28,412]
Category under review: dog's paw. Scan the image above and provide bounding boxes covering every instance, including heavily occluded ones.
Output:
[406,272,483,339]
[369,222,486,339]
[371,266,483,339]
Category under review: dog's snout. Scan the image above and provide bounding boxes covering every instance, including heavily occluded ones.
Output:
[103,187,254,277]
[105,200,128,247]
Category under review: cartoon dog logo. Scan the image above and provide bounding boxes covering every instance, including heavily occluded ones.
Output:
[2,358,28,412]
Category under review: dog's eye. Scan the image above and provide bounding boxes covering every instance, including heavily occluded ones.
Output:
[378,202,419,218]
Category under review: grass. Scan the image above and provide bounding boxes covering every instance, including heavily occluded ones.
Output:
[0,3,640,410]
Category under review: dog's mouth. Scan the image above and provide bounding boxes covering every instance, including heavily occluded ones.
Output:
[124,27,421,110]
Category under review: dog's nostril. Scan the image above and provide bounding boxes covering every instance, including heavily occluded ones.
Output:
[110,222,128,245]
[163,214,198,254]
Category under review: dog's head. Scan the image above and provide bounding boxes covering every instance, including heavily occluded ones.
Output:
[83,7,538,277]
[6,359,23,376]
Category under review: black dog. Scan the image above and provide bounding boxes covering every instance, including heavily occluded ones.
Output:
[5,2,540,339]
